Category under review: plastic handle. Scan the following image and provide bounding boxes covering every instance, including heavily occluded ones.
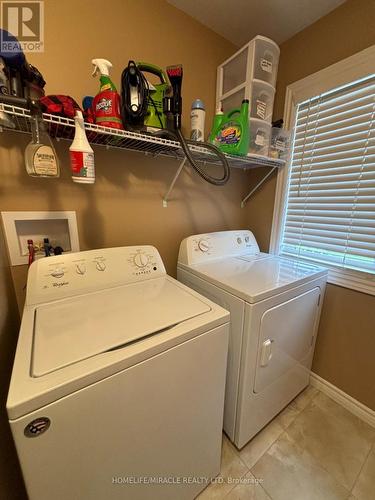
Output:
[136,62,168,84]
[227,108,241,119]
[260,339,273,367]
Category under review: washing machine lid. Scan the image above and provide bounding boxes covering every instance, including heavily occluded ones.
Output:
[32,277,211,376]
[181,255,327,303]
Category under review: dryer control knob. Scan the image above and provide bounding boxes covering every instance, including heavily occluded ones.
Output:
[134,253,149,268]
[198,239,210,252]
[96,261,106,272]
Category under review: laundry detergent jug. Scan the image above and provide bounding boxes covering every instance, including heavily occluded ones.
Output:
[209,99,249,156]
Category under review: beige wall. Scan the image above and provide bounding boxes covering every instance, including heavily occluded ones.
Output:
[0,227,25,499]
[247,0,375,410]
[0,0,256,310]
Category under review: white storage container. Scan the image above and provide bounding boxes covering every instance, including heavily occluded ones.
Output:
[222,47,248,95]
[249,119,271,156]
[215,36,279,157]
[252,36,280,87]
[249,79,275,122]
[221,87,245,113]
[270,127,290,160]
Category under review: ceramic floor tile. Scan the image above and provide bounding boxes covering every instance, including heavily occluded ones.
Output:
[239,418,284,469]
[225,471,271,500]
[197,435,248,499]
[292,385,319,411]
[286,392,375,491]
[274,400,301,430]
[251,432,349,500]
[352,447,375,500]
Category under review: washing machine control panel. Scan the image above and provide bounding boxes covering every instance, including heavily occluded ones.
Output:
[27,246,166,305]
[178,230,260,265]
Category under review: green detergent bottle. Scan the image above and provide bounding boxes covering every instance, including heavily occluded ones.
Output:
[209,99,249,156]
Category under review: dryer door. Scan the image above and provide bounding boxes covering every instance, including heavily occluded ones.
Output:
[253,287,321,393]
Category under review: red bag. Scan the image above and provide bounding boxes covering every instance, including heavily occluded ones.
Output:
[40,95,81,119]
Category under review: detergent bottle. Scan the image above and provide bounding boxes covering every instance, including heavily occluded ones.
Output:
[209,99,250,156]
[92,58,123,129]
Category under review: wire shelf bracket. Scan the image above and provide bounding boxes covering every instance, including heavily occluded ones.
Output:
[241,166,277,208]
[162,157,187,208]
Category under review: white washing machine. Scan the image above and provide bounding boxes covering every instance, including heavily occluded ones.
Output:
[178,230,327,449]
[7,246,229,500]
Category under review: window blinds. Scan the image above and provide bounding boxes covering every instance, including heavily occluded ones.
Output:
[280,75,375,274]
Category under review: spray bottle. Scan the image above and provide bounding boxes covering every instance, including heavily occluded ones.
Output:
[69,110,95,183]
[92,59,123,129]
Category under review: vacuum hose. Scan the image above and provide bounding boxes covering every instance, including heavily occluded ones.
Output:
[175,128,230,186]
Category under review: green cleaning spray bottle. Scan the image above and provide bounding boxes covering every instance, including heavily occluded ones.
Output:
[92,58,123,129]
[209,99,249,156]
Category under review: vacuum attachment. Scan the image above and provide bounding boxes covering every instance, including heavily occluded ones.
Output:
[165,65,183,130]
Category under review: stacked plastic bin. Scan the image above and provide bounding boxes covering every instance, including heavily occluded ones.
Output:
[216,35,280,156]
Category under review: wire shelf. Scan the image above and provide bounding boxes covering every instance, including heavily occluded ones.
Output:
[0,103,285,170]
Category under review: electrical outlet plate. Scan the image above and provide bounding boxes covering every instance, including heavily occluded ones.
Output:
[1,211,80,266]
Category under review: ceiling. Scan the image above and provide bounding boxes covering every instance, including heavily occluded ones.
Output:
[167,0,347,46]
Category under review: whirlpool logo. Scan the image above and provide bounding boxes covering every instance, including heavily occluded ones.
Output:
[52,281,69,288]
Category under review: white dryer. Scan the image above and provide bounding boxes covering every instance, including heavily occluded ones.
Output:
[178,230,327,449]
[7,246,229,500]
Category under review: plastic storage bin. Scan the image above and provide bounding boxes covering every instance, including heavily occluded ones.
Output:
[252,36,280,87]
[221,87,246,113]
[222,47,248,95]
[270,127,290,160]
[249,119,271,156]
[249,80,275,122]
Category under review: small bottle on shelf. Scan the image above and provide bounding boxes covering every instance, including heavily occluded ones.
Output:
[24,101,60,178]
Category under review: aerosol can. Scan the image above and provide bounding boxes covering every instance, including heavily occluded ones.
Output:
[190,99,205,141]
[92,58,122,129]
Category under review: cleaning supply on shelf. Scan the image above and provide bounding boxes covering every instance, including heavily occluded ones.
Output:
[27,239,35,267]
[82,96,95,123]
[24,101,60,178]
[92,58,122,129]
[209,99,250,156]
[69,110,95,184]
[43,238,52,257]
[209,106,224,144]
[190,99,205,141]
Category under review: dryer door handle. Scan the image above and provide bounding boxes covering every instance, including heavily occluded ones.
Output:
[260,339,273,367]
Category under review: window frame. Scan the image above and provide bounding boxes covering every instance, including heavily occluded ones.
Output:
[270,44,375,296]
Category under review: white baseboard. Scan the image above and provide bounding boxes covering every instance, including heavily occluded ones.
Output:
[310,372,375,428]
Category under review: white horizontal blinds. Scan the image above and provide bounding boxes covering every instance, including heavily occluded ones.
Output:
[281,74,375,274]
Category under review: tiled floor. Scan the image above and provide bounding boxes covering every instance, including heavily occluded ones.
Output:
[197,386,375,500]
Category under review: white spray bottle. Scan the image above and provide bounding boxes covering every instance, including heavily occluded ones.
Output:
[69,111,95,183]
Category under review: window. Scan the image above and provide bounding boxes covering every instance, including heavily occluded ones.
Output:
[271,45,375,294]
